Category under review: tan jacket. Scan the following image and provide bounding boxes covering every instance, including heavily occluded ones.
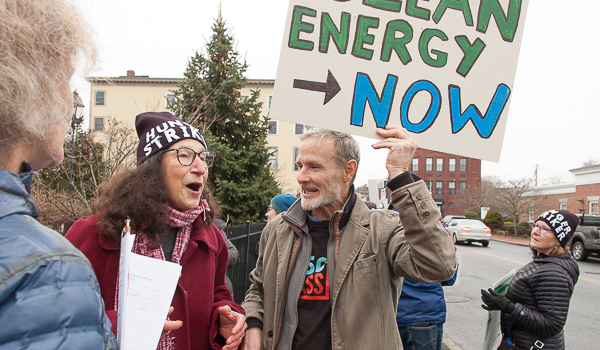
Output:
[242,180,457,350]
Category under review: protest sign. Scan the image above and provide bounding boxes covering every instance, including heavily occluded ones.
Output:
[482,268,516,350]
[270,0,529,161]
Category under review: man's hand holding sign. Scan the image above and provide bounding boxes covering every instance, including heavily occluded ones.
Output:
[372,125,418,179]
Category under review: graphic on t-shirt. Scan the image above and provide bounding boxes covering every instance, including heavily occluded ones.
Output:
[300,255,329,300]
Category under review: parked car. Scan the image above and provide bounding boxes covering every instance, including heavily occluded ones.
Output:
[570,214,600,261]
[441,215,467,226]
[445,219,491,247]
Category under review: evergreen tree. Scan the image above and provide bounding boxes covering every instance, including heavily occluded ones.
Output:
[171,11,279,224]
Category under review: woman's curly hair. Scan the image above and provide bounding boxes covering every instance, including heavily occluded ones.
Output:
[95,152,221,246]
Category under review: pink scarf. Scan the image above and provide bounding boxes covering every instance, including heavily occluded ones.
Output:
[115,200,210,350]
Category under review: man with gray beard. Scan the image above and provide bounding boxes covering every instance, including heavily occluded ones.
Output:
[242,126,457,350]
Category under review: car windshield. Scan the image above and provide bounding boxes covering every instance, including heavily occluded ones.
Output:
[460,220,485,226]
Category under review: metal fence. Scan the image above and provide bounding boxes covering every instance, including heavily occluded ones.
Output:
[223,221,267,304]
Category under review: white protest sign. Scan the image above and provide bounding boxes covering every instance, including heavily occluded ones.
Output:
[270,0,529,161]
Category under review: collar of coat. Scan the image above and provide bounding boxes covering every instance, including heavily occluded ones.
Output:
[98,216,220,265]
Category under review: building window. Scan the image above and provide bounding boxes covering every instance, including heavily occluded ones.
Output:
[239,94,250,102]
[449,158,456,172]
[459,182,466,196]
[268,95,273,109]
[425,180,432,193]
[560,203,567,210]
[559,199,568,211]
[426,158,433,172]
[293,147,299,171]
[411,158,418,172]
[294,123,313,135]
[94,117,104,132]
[95,91,105,105]
[436,158,443,172]
[591,201,599,215]
[165,93,175,108]
[436,181,443,195]
[448,181,456,195]
[459,158,467,172]
[268,120,278,135]
[529,206,535,222]
[268,148,277,170]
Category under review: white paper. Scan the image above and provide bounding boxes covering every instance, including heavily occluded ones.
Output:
[117,231,135,347]
[117,231,182,350]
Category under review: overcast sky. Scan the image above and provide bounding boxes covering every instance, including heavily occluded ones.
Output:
[73,0,600,187]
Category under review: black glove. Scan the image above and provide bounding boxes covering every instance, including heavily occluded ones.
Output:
[481,288,514,313]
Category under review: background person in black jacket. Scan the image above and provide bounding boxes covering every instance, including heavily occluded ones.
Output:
[481,209,580,350]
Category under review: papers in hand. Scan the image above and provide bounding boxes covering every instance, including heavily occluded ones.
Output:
[117,226,182,350]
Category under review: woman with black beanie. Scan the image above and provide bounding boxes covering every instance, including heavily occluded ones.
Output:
[481,209,580,350]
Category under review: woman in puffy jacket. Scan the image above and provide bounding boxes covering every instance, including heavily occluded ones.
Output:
[481,209,580,350]
[0,0,117,348]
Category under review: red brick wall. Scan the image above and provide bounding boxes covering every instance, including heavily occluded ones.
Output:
[411,149,481,217]
[519,183,600,222]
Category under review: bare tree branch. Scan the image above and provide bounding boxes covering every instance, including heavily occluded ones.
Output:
[31,117,137,232]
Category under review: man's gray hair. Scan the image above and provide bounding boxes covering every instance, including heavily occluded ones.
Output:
[300,129,360,179]
[0,0,96,162]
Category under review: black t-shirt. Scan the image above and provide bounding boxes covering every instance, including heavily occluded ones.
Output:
[292,218,332,350]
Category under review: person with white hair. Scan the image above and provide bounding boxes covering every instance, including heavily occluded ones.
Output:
[0,0,116,348]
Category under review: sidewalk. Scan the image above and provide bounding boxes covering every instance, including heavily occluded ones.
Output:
[442,336,462,350]
[490,234,530,246]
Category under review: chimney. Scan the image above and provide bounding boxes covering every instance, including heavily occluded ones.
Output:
[127,70,135,76]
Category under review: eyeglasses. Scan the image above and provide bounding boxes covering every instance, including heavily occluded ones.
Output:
[531,222,551,235]
[162,147,216,167]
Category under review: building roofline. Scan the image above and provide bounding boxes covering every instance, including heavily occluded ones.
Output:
[87,76,275,86]
[570,164,600,175]
[87,76,181,84]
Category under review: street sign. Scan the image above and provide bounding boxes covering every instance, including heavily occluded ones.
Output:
[270,0,530,161]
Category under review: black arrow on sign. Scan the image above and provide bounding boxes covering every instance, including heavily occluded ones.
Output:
[293,70,341,105]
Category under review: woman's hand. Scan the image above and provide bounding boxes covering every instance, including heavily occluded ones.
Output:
[481,288,513,313]
[161,306,183,340]
[218,305,247,350]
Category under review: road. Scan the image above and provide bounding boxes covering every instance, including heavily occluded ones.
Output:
[443,240,600,350]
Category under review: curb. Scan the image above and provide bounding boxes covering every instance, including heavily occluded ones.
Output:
[490,237,529,247]
[442,336,462,350]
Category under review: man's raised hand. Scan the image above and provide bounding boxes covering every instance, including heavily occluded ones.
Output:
[372,125,418,180]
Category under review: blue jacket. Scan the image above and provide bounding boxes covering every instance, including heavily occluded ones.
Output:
[396,269,458,327]
[0,165,117,349]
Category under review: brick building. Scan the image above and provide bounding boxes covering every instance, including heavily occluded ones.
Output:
[519,165,600,222]
[409,149,481,217]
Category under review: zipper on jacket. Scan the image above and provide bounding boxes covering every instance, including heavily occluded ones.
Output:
[273,225,303,349]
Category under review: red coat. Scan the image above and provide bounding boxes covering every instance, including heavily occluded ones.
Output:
[66,215,244,350]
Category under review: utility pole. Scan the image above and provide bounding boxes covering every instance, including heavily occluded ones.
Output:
[534,164,539,187]
[68,90,85,195]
